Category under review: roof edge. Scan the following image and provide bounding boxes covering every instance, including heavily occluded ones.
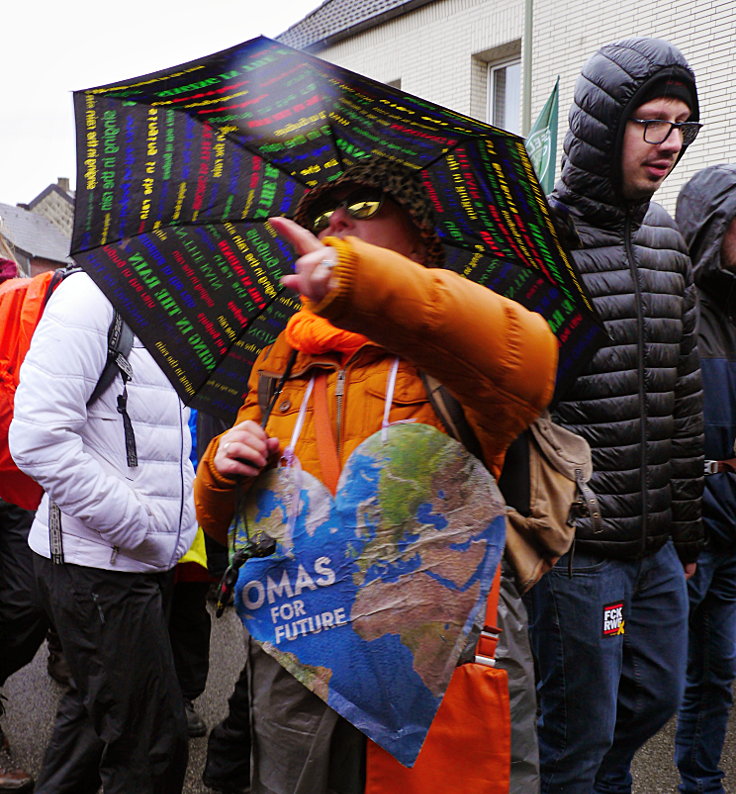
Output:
[278,0,436,52]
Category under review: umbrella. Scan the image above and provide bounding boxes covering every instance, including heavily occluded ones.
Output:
[71,36,605,420]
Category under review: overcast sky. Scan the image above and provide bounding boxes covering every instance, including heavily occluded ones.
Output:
[0,0,321,206]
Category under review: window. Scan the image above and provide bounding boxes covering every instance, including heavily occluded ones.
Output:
[488,60,521,134]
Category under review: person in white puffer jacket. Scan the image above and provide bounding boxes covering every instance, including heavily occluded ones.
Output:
[9,270,197,794]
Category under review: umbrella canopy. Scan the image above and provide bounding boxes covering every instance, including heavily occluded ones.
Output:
[72,36,605,420]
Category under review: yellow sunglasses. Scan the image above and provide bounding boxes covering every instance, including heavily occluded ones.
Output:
[308,187,385,234]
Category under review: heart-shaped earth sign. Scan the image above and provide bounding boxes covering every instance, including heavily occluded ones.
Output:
[233,422,506,767]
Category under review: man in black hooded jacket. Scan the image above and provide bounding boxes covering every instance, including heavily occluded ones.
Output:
[524,37,704,793]
[673,164,736,794]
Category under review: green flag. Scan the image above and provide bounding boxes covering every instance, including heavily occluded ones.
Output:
[526,77,559,195]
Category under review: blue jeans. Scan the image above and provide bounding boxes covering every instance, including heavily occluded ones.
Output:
[525,541,688,794]
[675,546,736,793]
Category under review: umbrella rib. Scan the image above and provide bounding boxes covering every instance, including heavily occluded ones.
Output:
[71,96,369,258]
[417,133,484,173]
[218,289,300,382]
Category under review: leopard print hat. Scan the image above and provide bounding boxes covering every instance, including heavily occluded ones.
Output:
[292,158,445,267]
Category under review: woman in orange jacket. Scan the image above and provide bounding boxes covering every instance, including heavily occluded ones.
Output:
[194,159,557,793]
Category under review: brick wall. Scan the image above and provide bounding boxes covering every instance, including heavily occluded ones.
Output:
[314,0,735,215]
[530,0,736,213]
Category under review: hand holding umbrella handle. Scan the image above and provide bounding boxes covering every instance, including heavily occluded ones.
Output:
[269,217,337,302]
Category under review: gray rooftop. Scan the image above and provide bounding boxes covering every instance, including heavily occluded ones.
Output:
[27,181,75,211]
[277,0,434,51]
[0,203,72,264]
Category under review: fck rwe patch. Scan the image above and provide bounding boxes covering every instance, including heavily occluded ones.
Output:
[602,602,625,636]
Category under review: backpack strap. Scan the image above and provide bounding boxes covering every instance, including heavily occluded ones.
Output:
[49,311,136,565]
[88,311,137,468]
[48,503,64,565]
[419,372,484,462]
[86,311,133,406]
[42,267,69,308]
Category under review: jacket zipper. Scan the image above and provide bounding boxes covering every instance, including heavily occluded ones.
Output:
[624,212,649,556]
[335,369,346,454]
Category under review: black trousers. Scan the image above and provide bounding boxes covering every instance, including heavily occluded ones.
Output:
[0,499,47,686]
[204,660,251,789]
[169,579,211,701]
[32,553,188,794]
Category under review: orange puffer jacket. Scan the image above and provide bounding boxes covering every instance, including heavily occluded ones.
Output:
[195,235,557,542]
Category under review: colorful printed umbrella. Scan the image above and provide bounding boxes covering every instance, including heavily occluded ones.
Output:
[72,36,605,419]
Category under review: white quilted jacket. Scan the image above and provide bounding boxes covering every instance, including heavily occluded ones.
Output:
[9,272,197,573]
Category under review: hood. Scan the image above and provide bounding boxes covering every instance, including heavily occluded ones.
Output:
[676,164,736,309]
[555,37,699,229]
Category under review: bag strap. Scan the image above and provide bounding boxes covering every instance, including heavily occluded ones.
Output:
[419,372,484,461]
[571,468,602,531]
[474,564,503,666]
[419,372,506,664]
[312,372,341,494]
[257,370,278,419]
[704,458,736,475]
[42,267,68,308]
[49,502,64,565]
[261,349,299,428]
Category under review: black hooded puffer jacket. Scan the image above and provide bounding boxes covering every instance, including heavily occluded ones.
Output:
[676,165,736,551]
[551,37,703,562]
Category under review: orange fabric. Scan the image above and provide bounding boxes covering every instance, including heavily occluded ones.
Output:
[485,562,502,626]
[365,662,511,793]
[312,373,341,493]
[284,308,369,358]
[365,563,509,792]
[0,271,56,509]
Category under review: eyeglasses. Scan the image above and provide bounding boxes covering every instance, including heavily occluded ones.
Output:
[629,118,703,147]
[308,187,385,234]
